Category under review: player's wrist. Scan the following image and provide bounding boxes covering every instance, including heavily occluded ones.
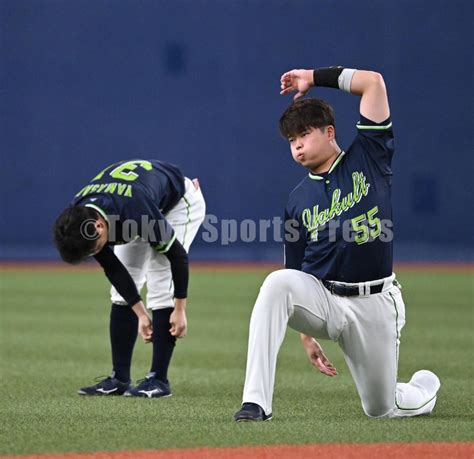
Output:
[131,301,149,318]
[174,297,187,311]
[300,333,313,344]
[313,67,356,93]
[304,69,315,87]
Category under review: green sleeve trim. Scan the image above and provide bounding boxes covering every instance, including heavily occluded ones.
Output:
[154,232,177,253]
[356,122,393,131]
[84,204,109,224]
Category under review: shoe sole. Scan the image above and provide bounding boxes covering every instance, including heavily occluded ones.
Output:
[77,390,127,396]
[123,393,173,399]
[235,415,273,422]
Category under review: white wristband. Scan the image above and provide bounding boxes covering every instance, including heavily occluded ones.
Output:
[338,68,356,93]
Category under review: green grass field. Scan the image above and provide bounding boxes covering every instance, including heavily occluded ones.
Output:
[0,267,473,455]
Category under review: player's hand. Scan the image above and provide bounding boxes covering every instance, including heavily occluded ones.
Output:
[280,69,314,100]
[301,334,338,377]
[138,315,153,343]
[132,300,153,343]
[170,307,187,338]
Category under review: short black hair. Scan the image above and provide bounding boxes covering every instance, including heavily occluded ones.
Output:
[53,206,100,264]
[279,98,336,139]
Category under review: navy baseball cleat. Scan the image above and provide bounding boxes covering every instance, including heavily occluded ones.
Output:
[78,372,132,396]
[234,403,272,422]
[124,372,172,398]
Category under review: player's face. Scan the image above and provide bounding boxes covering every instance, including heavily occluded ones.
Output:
[86,218,109,258]
[288,126,336,173]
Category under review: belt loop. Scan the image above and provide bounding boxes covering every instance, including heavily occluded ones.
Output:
[358,284,364,296]
[383,273,396,292]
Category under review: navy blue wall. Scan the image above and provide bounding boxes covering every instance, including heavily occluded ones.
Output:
[1,0,472,261]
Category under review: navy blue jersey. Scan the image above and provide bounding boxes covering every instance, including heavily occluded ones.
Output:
[284,115,395,282]
[72,159,185,251]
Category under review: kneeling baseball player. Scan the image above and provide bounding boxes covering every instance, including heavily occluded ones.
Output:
[234,66,440,421]
[54,159,205,398]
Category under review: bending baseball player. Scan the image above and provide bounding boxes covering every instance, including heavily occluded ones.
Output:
[54,159,205,398]
[234,67,440,421]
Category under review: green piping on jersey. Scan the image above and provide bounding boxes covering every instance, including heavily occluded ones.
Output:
[328,150,346,174]
[154,233,177,254]
[309,151,346,180]
[356,121,392,130]
[84,204,109,225]
[308,173,324,181]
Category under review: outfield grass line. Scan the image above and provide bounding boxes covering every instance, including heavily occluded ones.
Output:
[0,260,473,272]
[0,261,102,272]
[1,442,473,459]
[393,262,474,273]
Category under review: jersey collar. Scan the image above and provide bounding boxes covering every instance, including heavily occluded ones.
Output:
[84,203,110,225]
[308,150,346,180]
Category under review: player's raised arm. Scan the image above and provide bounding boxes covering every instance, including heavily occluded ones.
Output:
[280,67,390,123]
[350,70,389,123]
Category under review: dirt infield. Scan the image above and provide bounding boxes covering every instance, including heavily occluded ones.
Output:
[2,443,473,459]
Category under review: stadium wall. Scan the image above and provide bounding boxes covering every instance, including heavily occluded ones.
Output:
[1,0,472,261]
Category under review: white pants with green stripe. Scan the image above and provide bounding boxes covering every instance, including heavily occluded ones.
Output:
[110,177,206,310]
[242,269,439,418]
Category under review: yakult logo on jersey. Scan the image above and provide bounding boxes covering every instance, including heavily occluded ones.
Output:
[301,171,370,241]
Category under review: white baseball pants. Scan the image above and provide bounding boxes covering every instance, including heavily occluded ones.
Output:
[242,269,439,418]
[111,177,206,310]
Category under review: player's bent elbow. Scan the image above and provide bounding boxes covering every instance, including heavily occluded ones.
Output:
[352,70,387,96]
[368,72,386,91]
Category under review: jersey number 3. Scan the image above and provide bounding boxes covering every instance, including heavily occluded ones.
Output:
[92,160,153,182]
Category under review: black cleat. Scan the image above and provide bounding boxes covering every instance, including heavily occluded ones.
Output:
[78,372,131,396]
[234,402,272,422]
[124,372,172,398]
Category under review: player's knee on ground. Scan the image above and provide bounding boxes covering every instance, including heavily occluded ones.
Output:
[361,399,394,418]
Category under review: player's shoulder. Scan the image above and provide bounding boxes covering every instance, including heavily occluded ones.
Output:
[151,159,185,177]
[347,114,395,172]
[289,175,311,196]
[286,175,312,209]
